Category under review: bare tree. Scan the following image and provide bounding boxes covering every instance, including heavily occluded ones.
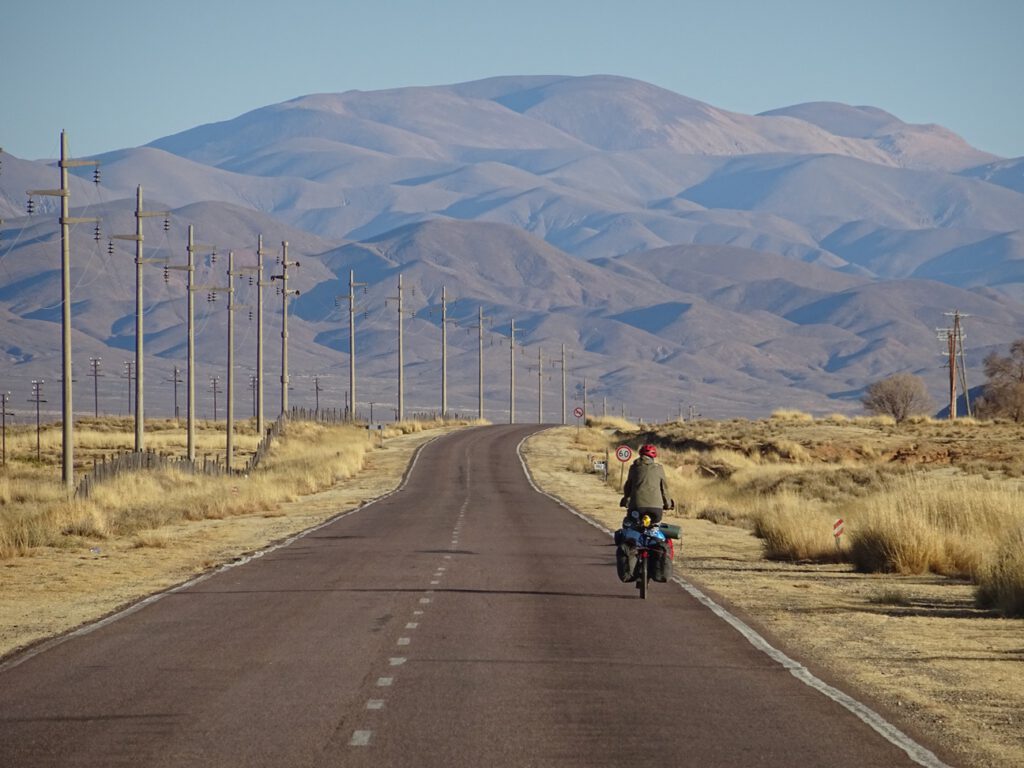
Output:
[976,339,1024,422]
[861,373,932,423]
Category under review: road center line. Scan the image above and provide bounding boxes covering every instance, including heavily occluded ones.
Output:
[350,730,372,746]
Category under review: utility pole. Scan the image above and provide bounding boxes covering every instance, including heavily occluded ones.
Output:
[225,251,239,471]
[28,380,46,461]
[210,376,221,421]
[348,269,366,421]
[387,274,405,422]
[937,310,972,419]
[167,366,183,421]
[27,131,99,490]
[250,374,258,418]
[583,376,588,421]
[314,376,322,414]
[476,306,491,421]
[548,344,571,425]
[561,344,567,425]
[441,285,449,418]
[166,225,215,461]
[1,392,13,467]
[111,186,170,452]
[88,357,103,418]
[122,361,135,415]
[270,242,300,416]
[234,236,268,435]
[537,347,543,423]
[509,319,516,424]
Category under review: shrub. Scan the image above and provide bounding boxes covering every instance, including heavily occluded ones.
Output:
[770,409,814,422]
[846,475,1020,577]
[752,494,845,563]
[861,373,933,423]
[975,524,1024,618]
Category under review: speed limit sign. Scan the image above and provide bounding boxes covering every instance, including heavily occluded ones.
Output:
[573,406,584,418]
[615,445,633,463]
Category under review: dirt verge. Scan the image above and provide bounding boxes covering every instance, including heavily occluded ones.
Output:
[522,427,1024,768]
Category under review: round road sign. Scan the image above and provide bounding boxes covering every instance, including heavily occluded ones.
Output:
[615,445,633,463]
[573,406,584,418]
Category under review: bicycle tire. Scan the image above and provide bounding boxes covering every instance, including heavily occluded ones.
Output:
[639,557,648,600]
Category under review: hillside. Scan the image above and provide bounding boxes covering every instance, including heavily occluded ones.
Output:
[1,76,1023,419]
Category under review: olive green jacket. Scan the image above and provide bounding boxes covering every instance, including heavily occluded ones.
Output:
[622,456,671,510]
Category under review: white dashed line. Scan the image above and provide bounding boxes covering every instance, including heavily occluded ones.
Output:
[419,598,431,604]
[376,677,393,687]
[431,580,440,585]
[390,657,407,666]
[406,622,419,629]
[397,637,411,646]
[366,699,385,710]
[350,730,372,746]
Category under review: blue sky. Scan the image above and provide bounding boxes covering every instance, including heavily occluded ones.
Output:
[1,0,1021,160]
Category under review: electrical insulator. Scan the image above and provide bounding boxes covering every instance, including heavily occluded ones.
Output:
[248,276,253,286]
[107,240,114,256]
[163,266,169,283]
[26,198,35,216]
[364,310,369,319]
[210,250,217,265]
[93,223,101,241]
[248,310,253,322]
[276,286,281,296]
[93,167,101,185]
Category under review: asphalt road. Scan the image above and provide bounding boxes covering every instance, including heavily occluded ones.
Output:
[0,425,953,767]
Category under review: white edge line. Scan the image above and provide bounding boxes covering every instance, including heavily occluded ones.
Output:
[0,432,446,675]
[515,430,952,768]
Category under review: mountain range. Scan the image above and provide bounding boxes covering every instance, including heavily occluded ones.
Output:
[1,74,1022,421]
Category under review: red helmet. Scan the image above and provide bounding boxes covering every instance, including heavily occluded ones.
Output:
[639,444,657,458]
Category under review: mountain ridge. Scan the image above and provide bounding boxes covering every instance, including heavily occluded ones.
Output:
[1,75,1021,419]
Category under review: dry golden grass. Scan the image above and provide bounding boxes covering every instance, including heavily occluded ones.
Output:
[0,420,370,558]
[770,408,814,421]
[0,416,482,561]
[523,425,1024,767]
[562,416,1024,617]
[847,475,1024,580]
[752,494,846,563]
[586,415,639,431]
[976,523,1024,617]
